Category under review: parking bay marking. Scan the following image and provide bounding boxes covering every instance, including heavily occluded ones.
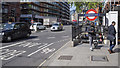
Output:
[27,43,54,57]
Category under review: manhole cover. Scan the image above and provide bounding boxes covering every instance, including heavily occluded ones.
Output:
[91,55,108,62]
[58,55,73,60]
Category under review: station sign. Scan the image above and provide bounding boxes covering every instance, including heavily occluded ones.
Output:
[86,9,98,21]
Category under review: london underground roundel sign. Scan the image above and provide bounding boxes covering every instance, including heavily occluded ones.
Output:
[86,9,97,21]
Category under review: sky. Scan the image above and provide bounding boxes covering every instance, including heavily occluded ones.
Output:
[70,3,76,11]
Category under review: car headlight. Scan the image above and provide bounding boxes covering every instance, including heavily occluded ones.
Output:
[0,32,4,35]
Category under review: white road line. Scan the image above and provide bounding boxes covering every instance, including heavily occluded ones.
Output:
[23,42,31,47]
[37,40,71,67]
[19,43,28,47]
[32,38,40,40]
[28,43,53,57]
[38,43,48,48]
[2,51,26,60]
[53,38,70,44]
[47,37,55,39]
[62,36,69,38]
[28,43,41,48]
[0,41,26,49]
[51,31,65,33]
[1,49,15,55]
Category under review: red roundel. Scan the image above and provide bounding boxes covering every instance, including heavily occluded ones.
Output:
[86,9,97,21]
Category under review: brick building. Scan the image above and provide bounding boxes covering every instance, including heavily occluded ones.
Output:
[2,2,20,23]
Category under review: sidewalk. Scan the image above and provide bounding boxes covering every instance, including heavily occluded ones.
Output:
[42,40,119,66]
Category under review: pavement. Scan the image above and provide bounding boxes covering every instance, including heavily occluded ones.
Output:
[41,41,119,67]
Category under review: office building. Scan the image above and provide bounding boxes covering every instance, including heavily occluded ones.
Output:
[20,2,70,25]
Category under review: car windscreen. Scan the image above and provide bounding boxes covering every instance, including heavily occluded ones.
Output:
[52,24,59,26]
[3,23,14,30]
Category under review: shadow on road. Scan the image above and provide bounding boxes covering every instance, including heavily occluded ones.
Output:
[94,45,103,49]
[51,29,65,32]
[2,36,38,43]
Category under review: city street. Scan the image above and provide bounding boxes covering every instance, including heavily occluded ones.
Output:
[0,1,120,68]
[0,25,71,66]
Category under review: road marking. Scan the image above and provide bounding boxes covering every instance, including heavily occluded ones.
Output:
[2,51,26,60]
[62,36,69,38]
[38,43,48,48]
[28,43,54,57]
[0,49,15,55]
[41,48,55,54]
[23,42,31,47]
[19,43,29,47]
[32,38,40,40]
[37,40,71,67]
[0,41,26,49]
[0,49,26,60]
[47,37,55,39]
[53,38,70,44]
[51,31,65,33]
[28,43,41,48]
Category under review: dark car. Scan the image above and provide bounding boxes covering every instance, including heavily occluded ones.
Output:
[0,22,31,42]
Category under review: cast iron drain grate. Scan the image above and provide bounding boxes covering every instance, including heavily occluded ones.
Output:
[58,55,73,60]
[91,55,108,62]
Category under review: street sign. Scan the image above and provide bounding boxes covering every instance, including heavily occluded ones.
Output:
[86,9,98,21]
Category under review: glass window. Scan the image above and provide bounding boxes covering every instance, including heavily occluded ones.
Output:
[14,24,20,29]
[3,23,14,30]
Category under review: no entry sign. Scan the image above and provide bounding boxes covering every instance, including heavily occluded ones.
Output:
[86,9,98,21]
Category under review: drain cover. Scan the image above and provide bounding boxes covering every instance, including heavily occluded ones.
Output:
[91,55,108,62]
[58,55,73,60]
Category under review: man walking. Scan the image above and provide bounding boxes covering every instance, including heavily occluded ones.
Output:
[88,22,96,51]
[108,21,116,54]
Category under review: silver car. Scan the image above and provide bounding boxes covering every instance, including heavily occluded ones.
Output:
[30,23,46,31]
[51,23,63,31]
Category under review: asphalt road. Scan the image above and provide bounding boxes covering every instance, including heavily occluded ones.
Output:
[0,25,72,67]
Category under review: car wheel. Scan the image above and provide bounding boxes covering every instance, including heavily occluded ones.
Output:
[6,36,12,42]
[26,33,30,38]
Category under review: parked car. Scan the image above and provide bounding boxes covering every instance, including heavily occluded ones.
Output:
[30,22,46,31]
[0,22,31,42]
[51,23,63,31]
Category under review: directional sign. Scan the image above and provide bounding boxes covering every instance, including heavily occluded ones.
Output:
[86,9,98,21]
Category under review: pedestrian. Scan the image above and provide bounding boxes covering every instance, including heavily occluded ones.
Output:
[88,22,96,51]
[107,21,116,54]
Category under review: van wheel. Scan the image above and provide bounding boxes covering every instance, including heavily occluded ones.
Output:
[6,36,12,42]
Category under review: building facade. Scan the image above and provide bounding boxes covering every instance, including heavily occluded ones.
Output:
[2,2,21,23]
[20,2,70,25]
[103,0,120,44]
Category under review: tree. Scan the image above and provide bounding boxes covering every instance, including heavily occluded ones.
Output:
[69,2,103,13]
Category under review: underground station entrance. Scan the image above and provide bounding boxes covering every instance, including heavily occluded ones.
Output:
[71,9,118,47]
